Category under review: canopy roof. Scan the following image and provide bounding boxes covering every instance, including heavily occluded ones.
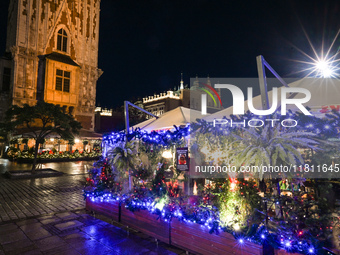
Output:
[203,77,340,121]
[133,106,207,132]
[77,129,102,139]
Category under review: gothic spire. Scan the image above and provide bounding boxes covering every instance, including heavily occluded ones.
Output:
[180,72,184,90]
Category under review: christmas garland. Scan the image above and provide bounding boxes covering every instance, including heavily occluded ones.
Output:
[88,111,340,255]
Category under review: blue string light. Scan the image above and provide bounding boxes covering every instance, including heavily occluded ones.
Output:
[102,126,190,147]
[92,110,340,255]
[85,192,326,255]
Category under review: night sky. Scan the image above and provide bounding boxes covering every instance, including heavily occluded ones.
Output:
[0,0,340,108]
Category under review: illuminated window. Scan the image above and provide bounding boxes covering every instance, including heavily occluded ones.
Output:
[56,69,70,92]
[57,29,68,52]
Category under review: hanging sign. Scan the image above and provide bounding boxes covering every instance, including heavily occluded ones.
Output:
[176,147,189,171]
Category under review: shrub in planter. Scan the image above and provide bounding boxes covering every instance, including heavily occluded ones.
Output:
[217,179,261,231]
[9,138,18,147]
[7,146,19,159]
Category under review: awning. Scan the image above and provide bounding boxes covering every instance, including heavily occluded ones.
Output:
[132,106,208,132]
[77,129,102,139]
[14,129,102,140]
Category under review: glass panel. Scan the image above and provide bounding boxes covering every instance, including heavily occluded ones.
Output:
[57,35,62,51]
[56,69,63,76]
[63,29,67,36]
[62,36,67,52]
[63,78,70,92]
[64,71,70,78]
[56,77,63,91]
[58,29,63,35]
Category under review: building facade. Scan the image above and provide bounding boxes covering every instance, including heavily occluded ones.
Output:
[143,76,222,117]
[94,107,125,133]
[0,0,103,131]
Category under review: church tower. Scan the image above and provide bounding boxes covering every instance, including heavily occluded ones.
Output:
[0,0,103,131]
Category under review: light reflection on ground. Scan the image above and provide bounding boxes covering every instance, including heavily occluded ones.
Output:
[0,159,96,175]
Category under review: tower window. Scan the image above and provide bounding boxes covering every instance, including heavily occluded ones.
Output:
[56,69,71,92]
[57,29,68,52]
[2,67,11,91]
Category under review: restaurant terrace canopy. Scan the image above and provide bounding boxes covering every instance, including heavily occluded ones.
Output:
[132,106,208,132]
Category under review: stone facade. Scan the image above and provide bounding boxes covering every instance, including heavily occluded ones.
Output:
[0,0,103,131]
[142,77,222,117]
[143,90,183,117]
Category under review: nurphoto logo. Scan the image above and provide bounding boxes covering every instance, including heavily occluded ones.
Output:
[201,84,312,116]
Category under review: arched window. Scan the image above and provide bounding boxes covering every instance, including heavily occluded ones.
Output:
[57,29,68,52]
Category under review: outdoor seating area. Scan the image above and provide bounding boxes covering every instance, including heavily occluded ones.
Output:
[84,102,340,255]
[6,137,102,162]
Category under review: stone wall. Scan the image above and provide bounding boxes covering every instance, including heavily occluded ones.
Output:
[1,0,103,131]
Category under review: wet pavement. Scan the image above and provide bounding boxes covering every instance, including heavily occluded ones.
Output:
[0,160,91,222]
[0,159,96,175]
[0,175,85,223]
[0,210,185,255]
[0,160,187,254]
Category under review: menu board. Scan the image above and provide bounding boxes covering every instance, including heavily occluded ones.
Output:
[176,147,189,171]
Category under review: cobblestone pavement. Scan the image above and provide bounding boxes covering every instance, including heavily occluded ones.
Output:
[0,210,185,255]
[0,175,86,223]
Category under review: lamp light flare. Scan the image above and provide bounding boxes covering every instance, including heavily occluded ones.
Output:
[162,150,172,159]
[234,224,240,231]
[287,28,340,78]
[316,60,327,70]
[315,59,334,78]
[308,248,314,254]
[193,181,198,195]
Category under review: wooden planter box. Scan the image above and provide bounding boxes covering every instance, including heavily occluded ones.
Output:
[120,206,170,244]
[86,197,120,222]
[86,199,334,255]
[171,218,263,255]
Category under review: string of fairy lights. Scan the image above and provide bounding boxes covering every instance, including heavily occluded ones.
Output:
[92,111,340,255]
[85,191,328,254]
